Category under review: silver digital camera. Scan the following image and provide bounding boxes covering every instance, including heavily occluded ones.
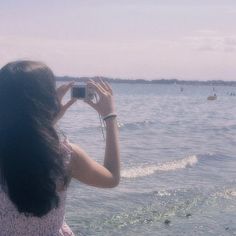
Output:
[71,84,95,100]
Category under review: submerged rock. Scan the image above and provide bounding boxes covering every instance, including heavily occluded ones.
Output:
[164,219,171,225]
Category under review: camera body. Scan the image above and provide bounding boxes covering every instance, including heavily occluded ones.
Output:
[71,84,95,100]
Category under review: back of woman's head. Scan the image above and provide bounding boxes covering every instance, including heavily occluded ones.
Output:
[0,60,68,217]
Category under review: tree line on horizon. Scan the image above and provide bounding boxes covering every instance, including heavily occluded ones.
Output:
[56,76,236,86]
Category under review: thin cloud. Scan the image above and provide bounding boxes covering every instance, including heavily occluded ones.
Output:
[184,32,236,53]
[224,46,235,53]
[224,37,236,46]
[198,45,216,52]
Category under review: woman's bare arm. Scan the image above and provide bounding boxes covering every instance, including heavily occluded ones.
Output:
[69,118,119,188]
[68,80,120,188]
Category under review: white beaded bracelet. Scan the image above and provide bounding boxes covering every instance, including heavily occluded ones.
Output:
[102,113,117,121]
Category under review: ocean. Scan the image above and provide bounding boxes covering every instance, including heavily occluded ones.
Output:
[58,83,236,236]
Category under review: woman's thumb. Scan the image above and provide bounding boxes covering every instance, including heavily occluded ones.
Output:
[63,98,77,111]
[85,98,97,110]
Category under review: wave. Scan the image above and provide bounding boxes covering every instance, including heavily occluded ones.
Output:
[121,155,198,178]
[118,120,156,130]
[214,188,236,198]
[68,120,155,133]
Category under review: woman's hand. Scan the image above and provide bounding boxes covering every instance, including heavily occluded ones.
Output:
[53,82,77,125]
[85,79,116,117]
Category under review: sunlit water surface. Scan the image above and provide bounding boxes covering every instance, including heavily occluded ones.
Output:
[58,83,236,236]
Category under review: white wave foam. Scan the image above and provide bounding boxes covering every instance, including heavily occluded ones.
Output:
[215,189,236,198]
[121,155,198,178]
[230,191,236,197]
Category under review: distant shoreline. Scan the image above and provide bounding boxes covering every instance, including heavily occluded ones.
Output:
[56,76,236,86]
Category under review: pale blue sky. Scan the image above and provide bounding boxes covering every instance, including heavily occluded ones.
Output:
[0,0,236,80]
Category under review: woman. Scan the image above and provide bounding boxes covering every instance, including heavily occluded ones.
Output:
[0,61,120,235]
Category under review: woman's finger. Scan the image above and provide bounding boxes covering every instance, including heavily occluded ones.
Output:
[98,79,110,93]
[57,82,75,101]
[98,78,107,89]
[91,79,108,94]
[66,81,75,89]
[56,85,67,100]
[87,81,106,96]
[84,98,97,110]
[53,97,77,125]
[96,83,108,95]
[63,97,77,111]
[104,81,113,94]
[63,81,75,94]
[89,79,106,92]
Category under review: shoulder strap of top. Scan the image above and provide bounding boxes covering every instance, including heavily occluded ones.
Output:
[56,126,74,165]
[61,140,73,166]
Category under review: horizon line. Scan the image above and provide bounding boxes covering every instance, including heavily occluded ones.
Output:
[56,75,236,85]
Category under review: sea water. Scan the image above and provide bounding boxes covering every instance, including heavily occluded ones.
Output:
[58,83,236,236]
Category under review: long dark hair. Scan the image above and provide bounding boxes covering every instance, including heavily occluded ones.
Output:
[0,61,68,217]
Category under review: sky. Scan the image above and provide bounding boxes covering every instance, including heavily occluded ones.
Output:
[0,0,236,80]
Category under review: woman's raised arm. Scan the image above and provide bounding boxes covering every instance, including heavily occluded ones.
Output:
[69,80,120,188]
